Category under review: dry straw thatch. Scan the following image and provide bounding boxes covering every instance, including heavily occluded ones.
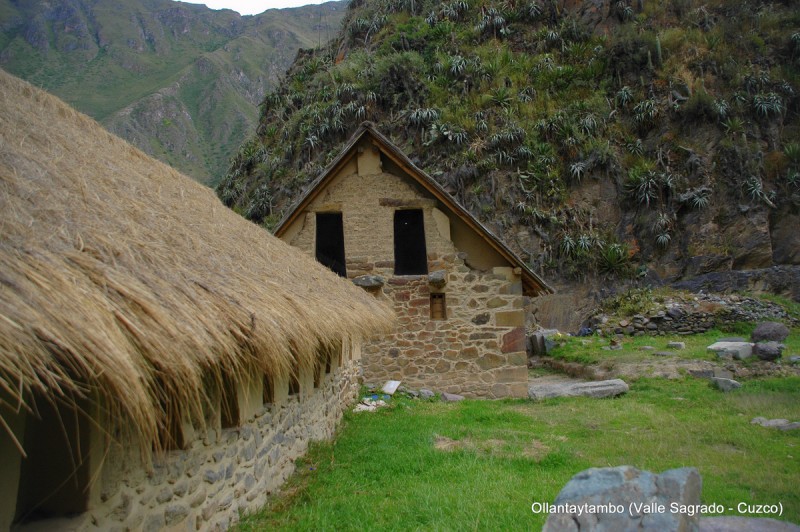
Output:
[0,69,392,453]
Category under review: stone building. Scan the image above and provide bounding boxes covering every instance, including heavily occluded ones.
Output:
[0,71,391,530]
[276,123,553,398]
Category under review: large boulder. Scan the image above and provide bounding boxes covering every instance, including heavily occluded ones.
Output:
[529,379,629,400]
[753,341,785,361]
[542,466,701,531]
[751,322,790,343]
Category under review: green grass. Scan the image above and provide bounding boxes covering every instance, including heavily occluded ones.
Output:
[548,326,799,366]
[238,377,800,530]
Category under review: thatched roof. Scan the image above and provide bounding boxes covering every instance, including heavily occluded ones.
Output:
[275,122,554,297]
[0,70,392,452]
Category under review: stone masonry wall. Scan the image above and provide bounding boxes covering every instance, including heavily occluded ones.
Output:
[281,143,529,398]
[70,357,360,531]
[360,253,529,398]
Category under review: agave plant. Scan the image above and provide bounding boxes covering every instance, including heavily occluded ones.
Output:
[752,92,783,117]
[569,161,588,181]
[633,98,659,126]
[616,86,634,107]
[713,99,730,120]
[560,234,576,257]
[408,108,440,128]
[784,143,800,166]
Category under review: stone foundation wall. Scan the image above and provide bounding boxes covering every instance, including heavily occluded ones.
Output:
[361,252,529,398]
[53,358,360,531]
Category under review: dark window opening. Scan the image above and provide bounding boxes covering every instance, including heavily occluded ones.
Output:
[316,212,347,277]
[288,354,300,396]
[430,293,447,320]
[263,376,274,405]
[314,360,322,389]
[394,209,428,275]
[220,373,240,429]
[15,394,91,524]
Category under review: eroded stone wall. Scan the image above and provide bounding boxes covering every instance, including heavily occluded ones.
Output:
[41,357,361,531]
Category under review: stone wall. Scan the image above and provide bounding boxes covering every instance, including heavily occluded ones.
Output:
[280,139,531,398]
[7,350,361,531]
[591,294,799,337]
[360,254,529,399]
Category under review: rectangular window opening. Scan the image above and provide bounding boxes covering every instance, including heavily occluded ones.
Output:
[430,293,447,320]
[263,375,274,405]
[316,212,347,277]
[314,360,322,389]
[220,373,240,429]
[394,209,428,275]
[288,354,300,396]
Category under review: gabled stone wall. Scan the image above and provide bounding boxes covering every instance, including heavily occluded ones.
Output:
[280,142,531,398]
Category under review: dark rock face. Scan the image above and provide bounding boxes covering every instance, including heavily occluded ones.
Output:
[751,322,790,343]
[770,211,800,265]
[671,266,800,303]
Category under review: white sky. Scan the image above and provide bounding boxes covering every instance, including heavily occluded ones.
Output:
[177,0,331,14]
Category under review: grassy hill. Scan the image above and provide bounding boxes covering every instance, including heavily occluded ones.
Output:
[219,0,800,286]
[0,0,346,184]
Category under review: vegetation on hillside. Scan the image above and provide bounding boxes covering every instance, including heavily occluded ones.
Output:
[220,0,800,282]
[0,0,346,184]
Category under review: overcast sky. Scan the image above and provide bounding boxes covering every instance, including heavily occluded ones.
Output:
[177,0,332,14]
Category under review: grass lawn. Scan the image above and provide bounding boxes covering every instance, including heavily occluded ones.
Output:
[546,326,800,367]
[238,376,800,530]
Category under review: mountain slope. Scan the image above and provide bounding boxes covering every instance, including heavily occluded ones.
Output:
[220,0,800,286]
[0,0,346,184]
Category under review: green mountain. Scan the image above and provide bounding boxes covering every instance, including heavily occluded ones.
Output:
[220,0,800,287]
[0,0,346,184]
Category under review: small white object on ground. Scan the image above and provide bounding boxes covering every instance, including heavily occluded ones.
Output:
[381,380,402,395]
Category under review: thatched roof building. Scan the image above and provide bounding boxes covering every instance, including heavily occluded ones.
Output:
[0,68,392,454]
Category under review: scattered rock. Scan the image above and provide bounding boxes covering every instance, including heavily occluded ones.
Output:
[700,516,800,532]
[654,351,675,357]
[753,341,784,361]
[427,270,447,288]
[419,389,435,399]
[689,369,715,379]
[666,341,686,350]
[707,342,752,360]
[639,345,655,351]
[712,377,741,392]
[352,275,385,289]
[529,329,561,355]
[529,379,629,400]
[441,392,465,402]
[789,355,800,365]
[751,321,790,343]
[717,337,747,343]
[751,417,800,430]
[353,398,388,412]
[542,466,701,532]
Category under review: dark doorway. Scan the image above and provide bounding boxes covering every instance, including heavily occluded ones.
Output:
[394,209,428,275]
[316,212,347,277]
